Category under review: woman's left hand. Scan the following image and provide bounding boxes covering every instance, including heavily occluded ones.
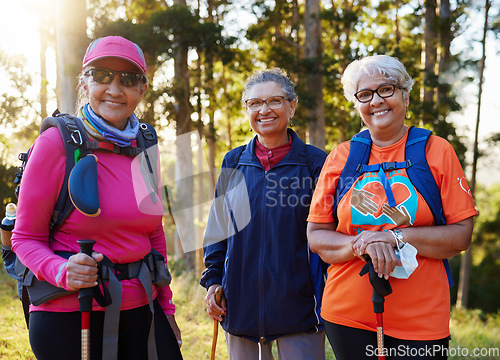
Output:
[166,314,182,348]
[351,230,396,258]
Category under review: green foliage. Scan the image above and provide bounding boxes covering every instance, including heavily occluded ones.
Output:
[449,307,500,359]
[450,183,500,313]
[466,184,500,313]
[0,265,34,359]
[0,53,35,130]
[85,0,477,161]
[0,163,17,206]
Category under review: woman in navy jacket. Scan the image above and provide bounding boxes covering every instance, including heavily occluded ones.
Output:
[200,68,327,359]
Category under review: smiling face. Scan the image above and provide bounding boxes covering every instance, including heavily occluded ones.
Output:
[245,81,296,148]
[356,76,409,145]
[82,57,147,130]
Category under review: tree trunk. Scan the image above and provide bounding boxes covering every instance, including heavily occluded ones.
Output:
[195,55,205,275]
[420,0,438,125]
[393,2,401,58]
[436,0,451,117]
[304,0,325,150]
[456,0,490,309]
[221,65,232,151]
[438,0,451,74]
[206,0,216,176]
[55,0,87,114]
[39,25,48,121]
[172,0,195,272]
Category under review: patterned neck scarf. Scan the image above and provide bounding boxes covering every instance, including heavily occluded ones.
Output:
[79,103,140,147]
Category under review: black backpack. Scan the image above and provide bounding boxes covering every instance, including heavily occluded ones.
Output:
[13,110,158,326]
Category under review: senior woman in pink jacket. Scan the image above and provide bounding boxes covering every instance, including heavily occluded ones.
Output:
[12,36,182,360]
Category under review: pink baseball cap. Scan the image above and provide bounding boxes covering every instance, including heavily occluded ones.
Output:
[82,36,147,74]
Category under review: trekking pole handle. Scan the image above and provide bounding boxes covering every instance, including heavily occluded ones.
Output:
[78,239,96,257]
[214,286,224,307]
[77,239,96,313]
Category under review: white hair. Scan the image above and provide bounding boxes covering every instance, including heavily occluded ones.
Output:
[341,55,415,106]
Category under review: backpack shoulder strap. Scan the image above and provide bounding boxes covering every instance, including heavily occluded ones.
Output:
[135,122,159,200]
[405,126,453,286]
[40,112,90,230]
[137,122,158,149]
[332,129,372,223]
[405,127,446,226]
[224,145,246,169]
[304,144,318,181]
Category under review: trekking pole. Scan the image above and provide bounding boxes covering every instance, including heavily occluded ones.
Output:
[359,255,392,360]
[210,285,224,360]
[78,239,96,360]
[372,286,386,360]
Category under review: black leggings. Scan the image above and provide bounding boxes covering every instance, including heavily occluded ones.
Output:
[324,320,449,360]
[29,300,183,360]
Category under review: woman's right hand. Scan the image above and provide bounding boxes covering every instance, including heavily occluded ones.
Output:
[66,252,103,291]
[205,284,227,322]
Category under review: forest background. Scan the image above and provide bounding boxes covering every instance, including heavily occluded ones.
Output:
[0,0,499,358]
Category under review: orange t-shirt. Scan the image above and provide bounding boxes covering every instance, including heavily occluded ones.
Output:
[307,130,478,340]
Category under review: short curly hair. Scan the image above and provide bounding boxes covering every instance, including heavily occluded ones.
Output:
[242,68,297,105]
[341,55,415,107]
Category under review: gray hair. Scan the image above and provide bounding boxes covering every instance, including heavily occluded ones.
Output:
[341,55,415,106]
[242,68,297,105]
[75,69,89,114]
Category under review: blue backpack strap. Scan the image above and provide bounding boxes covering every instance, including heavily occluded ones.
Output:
[332,127,453,286]
[405,127,446,226]
[405,126,452,286]
[333,129,372,224]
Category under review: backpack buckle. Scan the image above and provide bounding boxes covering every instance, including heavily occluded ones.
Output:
[140,123,155,141]
[69,130,84,146]
[383,162,398,171]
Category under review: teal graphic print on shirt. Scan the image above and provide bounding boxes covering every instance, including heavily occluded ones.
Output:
[351,169,417,226]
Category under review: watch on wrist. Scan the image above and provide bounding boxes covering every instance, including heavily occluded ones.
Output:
[390,228,405,249]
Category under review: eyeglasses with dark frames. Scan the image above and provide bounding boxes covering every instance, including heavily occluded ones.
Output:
[354,84,400,103]
[85,68,146,87]
[245,96,289,111]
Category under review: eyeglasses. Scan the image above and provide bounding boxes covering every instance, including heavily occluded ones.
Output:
[354,84,400,103]
[245,96,289,111]
[85,68,145,87]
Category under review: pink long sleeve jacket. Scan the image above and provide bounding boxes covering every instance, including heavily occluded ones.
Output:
[11,127,175,315]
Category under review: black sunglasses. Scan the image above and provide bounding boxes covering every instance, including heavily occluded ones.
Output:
[85,68,145,87]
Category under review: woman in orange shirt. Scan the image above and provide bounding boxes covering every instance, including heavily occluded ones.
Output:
[307,55,478,359]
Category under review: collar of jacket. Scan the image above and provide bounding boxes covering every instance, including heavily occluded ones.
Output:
[239,129,309,168]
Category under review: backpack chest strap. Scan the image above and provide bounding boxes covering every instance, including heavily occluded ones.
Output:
[357,160,411,207]
[85,141,144,156]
